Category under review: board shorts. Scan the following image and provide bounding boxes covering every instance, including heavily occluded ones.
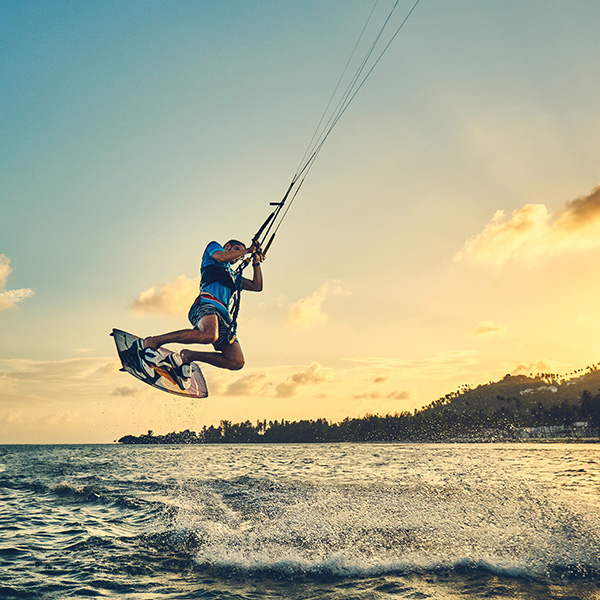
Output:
[188,301,235,351]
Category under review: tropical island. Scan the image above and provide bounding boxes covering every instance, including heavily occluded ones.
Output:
[118,364,600,444]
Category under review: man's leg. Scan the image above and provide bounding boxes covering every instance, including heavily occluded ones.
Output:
[143,315,219,350]
[181,341,245,371]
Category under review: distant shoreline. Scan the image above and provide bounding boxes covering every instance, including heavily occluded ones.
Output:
[118,367,600,446]
[116,431,600,445]
[2,438,599,446]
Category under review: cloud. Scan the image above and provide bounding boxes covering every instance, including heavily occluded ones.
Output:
[473,321,506,337]
[210,362,415,404]
[0,254,34,310]
[131,275,199,316]
[275,362,326,398]
[456,184,600,266]
[0,256,12,287]
[196,363,331,399]
[0,357,120,391]
[286,280,347,329]
[510,360,561,377]
[223,372,267,396]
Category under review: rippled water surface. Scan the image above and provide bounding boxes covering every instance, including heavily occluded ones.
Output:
[1,442,599,599]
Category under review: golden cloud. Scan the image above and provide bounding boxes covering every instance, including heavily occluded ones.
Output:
[1,357,120,385]
[473,321,506,337]
[275,362,326,398]
[0,254,34,310]
[131,274,199,316]
[456,184,600,265]
[223,372,268,396]
[510,360,560,377]
[286,279,347,329]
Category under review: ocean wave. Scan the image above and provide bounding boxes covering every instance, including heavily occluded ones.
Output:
[140,472,600,585]
[137,526,600,583]
[193,549,600,582]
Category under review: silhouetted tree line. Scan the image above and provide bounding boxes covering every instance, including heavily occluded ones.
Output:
[118,389,600,444]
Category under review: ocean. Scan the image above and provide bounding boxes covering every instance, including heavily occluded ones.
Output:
[1,442,599,600]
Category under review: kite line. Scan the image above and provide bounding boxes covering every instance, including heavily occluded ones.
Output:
[227,0,421,339]
[243,0,422,265]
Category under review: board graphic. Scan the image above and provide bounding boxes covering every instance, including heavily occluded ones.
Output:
[111,328,208,398]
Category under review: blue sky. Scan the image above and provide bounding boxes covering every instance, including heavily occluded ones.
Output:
[2,1,600,442]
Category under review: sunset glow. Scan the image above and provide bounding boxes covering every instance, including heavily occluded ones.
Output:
[2,1,600,443]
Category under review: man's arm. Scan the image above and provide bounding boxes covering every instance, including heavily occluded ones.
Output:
[242,242,263,291]
[241,261,263,292]
[212,246,249,263]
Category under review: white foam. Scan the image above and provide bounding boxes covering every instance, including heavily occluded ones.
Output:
[161,471,600,581]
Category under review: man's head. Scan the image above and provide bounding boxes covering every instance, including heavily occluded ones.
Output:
[224,239,246,252]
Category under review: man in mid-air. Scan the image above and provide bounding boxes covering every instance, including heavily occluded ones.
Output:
[139,239,263,385]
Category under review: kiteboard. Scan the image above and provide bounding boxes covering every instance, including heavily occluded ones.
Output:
[111,328,208,398]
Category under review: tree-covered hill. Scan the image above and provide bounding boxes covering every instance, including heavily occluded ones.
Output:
[422,363,600,416]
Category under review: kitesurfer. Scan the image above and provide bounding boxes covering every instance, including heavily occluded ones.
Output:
[140,239,263,385]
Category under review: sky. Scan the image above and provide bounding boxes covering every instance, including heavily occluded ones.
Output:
[2,0,600,443]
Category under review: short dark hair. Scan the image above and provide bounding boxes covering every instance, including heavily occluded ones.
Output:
[225,239,245,248]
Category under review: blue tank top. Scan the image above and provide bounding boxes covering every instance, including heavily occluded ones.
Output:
[199,241,236,318]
